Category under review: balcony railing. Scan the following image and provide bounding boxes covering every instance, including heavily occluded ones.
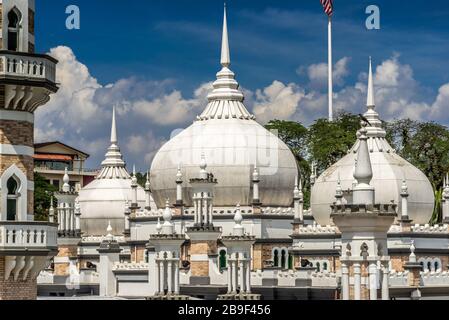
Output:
[0,222,58,250]
[0,50,57,83]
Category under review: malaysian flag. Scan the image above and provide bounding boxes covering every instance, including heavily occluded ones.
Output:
[320,0,334,17]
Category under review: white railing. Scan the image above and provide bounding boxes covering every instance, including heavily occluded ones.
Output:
[0,222,58,249]
[0,52,56,83]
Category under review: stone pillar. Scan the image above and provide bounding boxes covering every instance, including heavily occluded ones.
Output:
[97,238,122,297]
[227,257,233,293]
[353,263,361,300]
[167,258,173,294]
[160,256,166,294]
[341,262,349,300]
[369,262,378,300]
[156,259,161,294]
[381,263,390,300]
[233,257,238,294]
[174,258,180,295]
[245,259,251,293]
[239,259,245,293]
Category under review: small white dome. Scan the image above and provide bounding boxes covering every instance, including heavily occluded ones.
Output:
[311,60,434,225]
[78,107,156,236]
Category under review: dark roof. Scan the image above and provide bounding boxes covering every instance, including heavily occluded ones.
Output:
[34,141,90,158]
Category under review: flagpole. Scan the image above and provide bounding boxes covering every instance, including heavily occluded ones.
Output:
[328,16,333,122]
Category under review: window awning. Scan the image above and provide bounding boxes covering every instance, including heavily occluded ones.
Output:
[33,154,72,161]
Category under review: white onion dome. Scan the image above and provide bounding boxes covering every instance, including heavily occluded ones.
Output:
[78,107,156,236]
[150,6,298,209]
[311,59,434,225]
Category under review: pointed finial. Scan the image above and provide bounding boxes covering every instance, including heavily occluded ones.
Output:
[199,153,208,179]
[367,57,375,107]
[163,199,172,224]
[233,203,244,236]
[63,167,70,192]
[176,164,183,182]
[253,164,259,182]
[221,2,230,68]
[145,171,151,190]
[409,240,416,263]
[401,179,409,195]
[106,221,113,240]
[131,165,137,185]
[156,217,162,234]
[111,106,118,144]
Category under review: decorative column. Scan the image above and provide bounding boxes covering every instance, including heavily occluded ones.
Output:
[239,258,246,293]
[341,262,350,300]
[293,176,304,222]
[176,164,184,206]
[353,262,361,300]
[131,165,138,208]
[369,262,378,300]
[145,172,152,210]
[75,200,81,236]
[49,197,55,223]
[381,263,390,300]
[252,165,261,205]
[245,259,251,293]
[167,254,173,294]
[227,256,233,293]
[124,200,131,237]
[443,174,449,224]
[233,257,238,294]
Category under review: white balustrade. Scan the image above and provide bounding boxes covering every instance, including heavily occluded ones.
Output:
[0,53,56,83]
[0,222,58,249]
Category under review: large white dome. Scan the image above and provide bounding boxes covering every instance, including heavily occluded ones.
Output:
[78,108,156,236]
[150,118,298,208]
[150,11,298,209]
[311,61,434,225]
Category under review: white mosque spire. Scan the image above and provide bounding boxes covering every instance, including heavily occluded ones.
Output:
[98,107,130,179]
[200,4,254,121]
[221,3,230,68]
[111,105,118,145]
[367,57,375,107]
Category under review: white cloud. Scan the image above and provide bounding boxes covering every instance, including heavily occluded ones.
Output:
[34,46,210,170]
[304,57,350,89]
[252,81,305,123]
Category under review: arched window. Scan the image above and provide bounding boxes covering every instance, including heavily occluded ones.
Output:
[427,261,432,272]
[219,250,227,270]
[7,177,20,221]
[434,261,440,272]
[144,250,149,263]
[316,262,321,272]
[273,250,279,267]
[288,254,293,270]
[8,8,22,51]
[419,261,424,272]
[281,250,287,269]
[323,262,328,271]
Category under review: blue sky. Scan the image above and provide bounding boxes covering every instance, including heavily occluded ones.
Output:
[33,0,449,170]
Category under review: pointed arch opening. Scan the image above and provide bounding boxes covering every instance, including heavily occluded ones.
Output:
[6,176,20,221]
[7,7,23,51]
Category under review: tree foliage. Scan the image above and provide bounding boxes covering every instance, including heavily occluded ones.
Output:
[34,173,57,222]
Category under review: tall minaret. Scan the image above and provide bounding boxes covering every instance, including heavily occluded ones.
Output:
[0,0,58,300]
[331,59,397,301]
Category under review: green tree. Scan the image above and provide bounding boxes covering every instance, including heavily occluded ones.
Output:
[265,120,311,206]
[34,173,57,222]
[307,112,360,172]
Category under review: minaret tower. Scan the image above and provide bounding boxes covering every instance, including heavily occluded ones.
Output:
[0,0,58,300]
[218,204,260,300]
[331,58,397,301]
[148,200,187,300]
[185,153,221,286]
